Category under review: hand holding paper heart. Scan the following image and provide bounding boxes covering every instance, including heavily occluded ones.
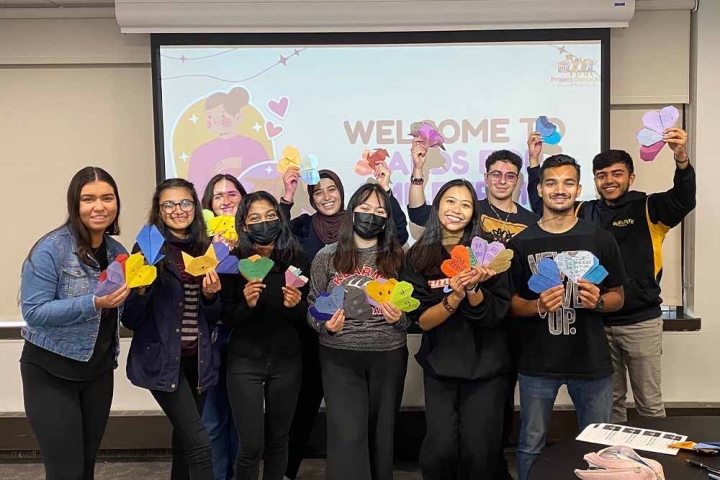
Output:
[577,279,601,309]
[281,285,302,308]
[238,255,275,281]
[95,283,130,309]
[243,279,265,309]
[636,106,680,161]
[441,245,472,277]
[535,116,562,145]
[310,286,345,321]
[539,285,565,314]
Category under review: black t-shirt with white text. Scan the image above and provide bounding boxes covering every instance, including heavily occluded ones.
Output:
[508,219,627,380]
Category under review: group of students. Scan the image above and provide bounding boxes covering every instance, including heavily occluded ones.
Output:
[19,126,695,480]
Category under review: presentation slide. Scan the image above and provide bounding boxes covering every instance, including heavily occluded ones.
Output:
[157,40,602,227]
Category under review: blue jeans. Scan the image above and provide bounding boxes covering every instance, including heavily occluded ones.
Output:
[203,326,239,480]
[516,374,612,480]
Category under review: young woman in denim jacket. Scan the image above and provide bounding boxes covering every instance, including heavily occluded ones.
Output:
[200,174,246,480]
[20,166,129,479]
[123,178,222,480]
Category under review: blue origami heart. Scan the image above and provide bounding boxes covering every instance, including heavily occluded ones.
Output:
[528,258,563,294]
[535,116,563,145]
[313,286,345,318]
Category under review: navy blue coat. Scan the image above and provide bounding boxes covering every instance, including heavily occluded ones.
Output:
[122,262,220,393]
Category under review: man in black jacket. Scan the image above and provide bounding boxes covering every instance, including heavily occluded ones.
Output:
[527,127,695,423]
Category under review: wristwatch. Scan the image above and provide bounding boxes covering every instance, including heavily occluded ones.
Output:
[594,296,605,312]
[411,175,424,185]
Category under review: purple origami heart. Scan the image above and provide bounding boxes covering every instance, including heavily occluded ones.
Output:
[314,286,344,315]
[471,236,506,266]
[95,261,125,296]
[212,242,240,274]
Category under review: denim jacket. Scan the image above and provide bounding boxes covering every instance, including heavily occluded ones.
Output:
[21,225,127,364]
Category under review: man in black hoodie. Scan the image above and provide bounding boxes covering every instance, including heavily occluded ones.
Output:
[526,127,695,423]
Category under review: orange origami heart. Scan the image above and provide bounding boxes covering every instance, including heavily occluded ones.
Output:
[441,245,472,277]
[365,279,398,304]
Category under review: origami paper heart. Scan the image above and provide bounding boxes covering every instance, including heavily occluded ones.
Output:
[285,265,308,288]
[410,122,446,150]
[344,286,373,321]
[636,106,680,161]
[95,261,125,296]
[364,148,390,169]
[212,242,240,274]
[136,225,165,266]
[365,279,398,307]
[389,281,420,312]
[470,236,506,266]
[536,116,562,145]
[238,254,274,281]
[314,286,345,315]
[207,215,238,242]
[441,245,472,277]
[584,264,609,285]
[487,249,514,274]
[528,258,562,294]
[127,265,157,289]
[555,251,596,283]
[182,245,220,277]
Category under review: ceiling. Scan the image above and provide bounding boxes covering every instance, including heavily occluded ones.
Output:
[0,0,113,7]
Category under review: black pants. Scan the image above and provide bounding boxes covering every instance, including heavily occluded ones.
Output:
[420,372,507,480]
[21,362,114,480]
[320,346,408,480]
[151,356,213,480]
[227,355,303,480]
[494,330,521,480]
[285,344,324,479]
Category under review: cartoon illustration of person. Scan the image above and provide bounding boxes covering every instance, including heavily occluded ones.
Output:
[187,87,271,194]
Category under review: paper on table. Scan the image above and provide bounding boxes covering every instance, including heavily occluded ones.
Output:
[576,423,687,456]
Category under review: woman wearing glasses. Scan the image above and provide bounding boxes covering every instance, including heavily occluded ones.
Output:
[200,174,247,480]
[123,178,222,480]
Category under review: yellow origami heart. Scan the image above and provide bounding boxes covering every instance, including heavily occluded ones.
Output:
[390,281,420,312]
[276,146,302,173]
[365,279,398,304]
[182,245,220,277]
[124,252,156,288]
[487,249,514,274]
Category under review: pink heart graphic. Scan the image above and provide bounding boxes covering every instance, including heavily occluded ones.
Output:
[265,121,284,140]
[267,97,289,119]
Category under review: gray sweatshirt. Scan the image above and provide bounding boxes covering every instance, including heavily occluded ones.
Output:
[308,242,410,352]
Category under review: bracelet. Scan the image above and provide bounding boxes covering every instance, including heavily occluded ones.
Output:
[442,295,457,314]
[465,283,480,293]
[674,154,689,164]
[537,298,547,319]
[411,175,425,185]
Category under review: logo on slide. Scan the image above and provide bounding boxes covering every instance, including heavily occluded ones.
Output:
[550,45,600,87]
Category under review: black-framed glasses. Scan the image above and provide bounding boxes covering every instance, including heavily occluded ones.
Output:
[160,200,195,214]
[487,170,519,182]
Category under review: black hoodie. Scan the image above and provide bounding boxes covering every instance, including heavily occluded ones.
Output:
[528,165,696,325]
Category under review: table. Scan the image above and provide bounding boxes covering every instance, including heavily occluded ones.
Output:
[528,416,720,479]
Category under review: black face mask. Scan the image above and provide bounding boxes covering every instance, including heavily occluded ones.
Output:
[353,212,387,240]
[246,219,282,246]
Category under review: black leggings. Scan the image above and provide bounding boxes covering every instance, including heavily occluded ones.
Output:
[227,355,303,480]
[285,345,324,479]
[21,362,114,480]
[151,357,213,480]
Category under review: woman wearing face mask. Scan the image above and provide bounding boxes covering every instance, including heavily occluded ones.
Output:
[402,179,511,480]
[200,173,247,480]
[220,191,309,480]
[307,183,408,480]
[123,178,222,480]
[20,167,128,480]
[279,166,408,480]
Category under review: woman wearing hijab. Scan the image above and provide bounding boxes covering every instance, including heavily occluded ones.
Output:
[278,165,409,480]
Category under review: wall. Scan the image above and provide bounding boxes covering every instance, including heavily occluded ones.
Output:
[0,5,710,413]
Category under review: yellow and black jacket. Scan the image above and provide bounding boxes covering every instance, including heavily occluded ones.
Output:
[528,165,696,325]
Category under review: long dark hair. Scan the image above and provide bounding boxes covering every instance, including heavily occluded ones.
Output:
[234,191,304,269]
[406,179,482,276]
[333,183,404,279]
[201,174,248,211]
[26,166,121,268]
[148,178,209,263]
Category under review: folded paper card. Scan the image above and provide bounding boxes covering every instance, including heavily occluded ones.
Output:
[238,254,274,281]
[212,242,240,274]
[636,106,679,161]
[364,279,420,312]
[441,245,472,278]
[182,244,220,277]
[285,265,308,288]
[467,237,513,273]
[136,225,165,266]
[555,250,608,284]
[528,258,562,294]
[344,286,373,321]
[536,116,562,145]
[203,210,238,242]
[410,122,446,150]
[276,146,320,185]
[310,285,345,321]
